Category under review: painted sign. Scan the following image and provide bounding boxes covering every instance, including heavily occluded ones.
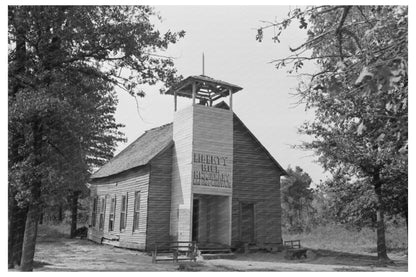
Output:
[192,152,232,188]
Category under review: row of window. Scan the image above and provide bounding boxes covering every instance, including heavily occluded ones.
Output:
[91,191,141,232]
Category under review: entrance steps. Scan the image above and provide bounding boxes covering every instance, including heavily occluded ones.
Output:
[198,242,235,260]
[101,235,120,247]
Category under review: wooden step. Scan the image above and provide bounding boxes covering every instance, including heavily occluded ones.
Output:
[201,253,236,260]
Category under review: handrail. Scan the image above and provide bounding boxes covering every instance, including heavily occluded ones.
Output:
[152,241,198,263]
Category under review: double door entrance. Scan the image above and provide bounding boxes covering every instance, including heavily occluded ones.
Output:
[191,195,255,245]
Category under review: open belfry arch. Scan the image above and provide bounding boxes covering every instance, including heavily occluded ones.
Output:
[165,75,242,111]
[87,73,286,252]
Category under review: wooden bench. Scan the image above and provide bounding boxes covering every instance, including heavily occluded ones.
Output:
[152,241,198,263]
[284,240,307,260]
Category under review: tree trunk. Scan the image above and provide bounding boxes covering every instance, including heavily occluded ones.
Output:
[39,211,43,225]
[58,205,63,222]
[373,173,390,262]
[8,6,28,269]
[70,191,80,238]
[405,211,408,230]
[20,204,40,271]
[20,119,42,271]
[8,199,27,268]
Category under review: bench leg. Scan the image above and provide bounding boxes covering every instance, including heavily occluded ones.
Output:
[152,251,157,264]
[173,250,178,263]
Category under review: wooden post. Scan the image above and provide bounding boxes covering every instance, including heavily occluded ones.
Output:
[229,88,233,111]
[152,243,157,263]
[173,248,178,263]
[192,82,196,105]
[174,91,177,111]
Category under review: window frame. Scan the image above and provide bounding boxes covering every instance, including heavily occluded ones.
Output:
[92,197,98,228]
[108,196,116,232]
[132,191,141,232]
[99,196,106,231]
[119,194,128,232]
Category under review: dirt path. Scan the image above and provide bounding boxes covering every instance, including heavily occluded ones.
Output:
[204,257,407,272]
[34,238,178,271]
[201,251,408,272]
[32,225,407,271]
[34,226,178,272]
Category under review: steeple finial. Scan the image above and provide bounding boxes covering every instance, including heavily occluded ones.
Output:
[202,52,205,76]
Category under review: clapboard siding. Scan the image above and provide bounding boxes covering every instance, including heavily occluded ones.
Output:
[88,166,150,250]
[232,115,283,247]
[170,105,194,241]
[193,105,233,154]
[147,145,173,249]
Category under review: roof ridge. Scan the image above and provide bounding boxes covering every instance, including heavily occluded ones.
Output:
[144,122,173,133]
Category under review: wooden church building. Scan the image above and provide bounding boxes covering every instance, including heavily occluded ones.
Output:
[88,75,287,251]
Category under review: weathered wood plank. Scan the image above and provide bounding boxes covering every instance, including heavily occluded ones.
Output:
[88,166,150,250]
[231,114,283,247]
[147,145,173,250]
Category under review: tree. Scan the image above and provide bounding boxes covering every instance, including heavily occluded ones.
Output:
[8,6,184,271]
[257,6,407,261]
[281,166,314,233]
[318,169,407,229]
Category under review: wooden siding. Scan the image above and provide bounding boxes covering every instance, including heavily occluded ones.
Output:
[147,145,173,249]
[193,105,233,155]
[170,105,194,241]
[231,115,283,247]
[192,105,233,197]
[88,104,283,250]
[88,166,150,250]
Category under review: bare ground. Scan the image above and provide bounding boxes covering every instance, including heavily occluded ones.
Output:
[30,225,407,271]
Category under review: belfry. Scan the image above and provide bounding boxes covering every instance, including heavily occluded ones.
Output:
[165,75,241,245]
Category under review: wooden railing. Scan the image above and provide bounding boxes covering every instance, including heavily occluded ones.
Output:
[152,241,198,263]
[284,240,307,259]
[284,239,301,249]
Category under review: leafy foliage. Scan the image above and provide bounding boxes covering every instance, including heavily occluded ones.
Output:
[281,166,314,233]
[316,170,407,229]
[8,6,184,269]
[8,5,184,208]
[257,6,407,175]
[258,6,407,260]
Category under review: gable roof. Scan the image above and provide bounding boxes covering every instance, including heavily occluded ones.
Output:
[91,123,173,179]
[215,102,287,176]
[91,103,287,180]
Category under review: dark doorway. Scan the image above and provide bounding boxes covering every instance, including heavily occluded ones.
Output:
[192,198,200,242]
[240,203,255,243]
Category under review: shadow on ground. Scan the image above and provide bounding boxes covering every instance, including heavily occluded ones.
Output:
[33,261,52,269]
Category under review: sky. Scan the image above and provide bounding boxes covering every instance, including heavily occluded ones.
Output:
[113,5,330,184]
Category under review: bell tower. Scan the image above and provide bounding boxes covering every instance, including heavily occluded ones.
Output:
[165,75,242,245]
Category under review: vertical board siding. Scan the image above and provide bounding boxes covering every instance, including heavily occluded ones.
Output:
[232,115,283,247]
[88,166,150,250]
[147,146,173,249]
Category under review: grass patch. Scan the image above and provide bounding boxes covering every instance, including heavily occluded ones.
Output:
[283,224,407,254]
[38,223,70,238]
